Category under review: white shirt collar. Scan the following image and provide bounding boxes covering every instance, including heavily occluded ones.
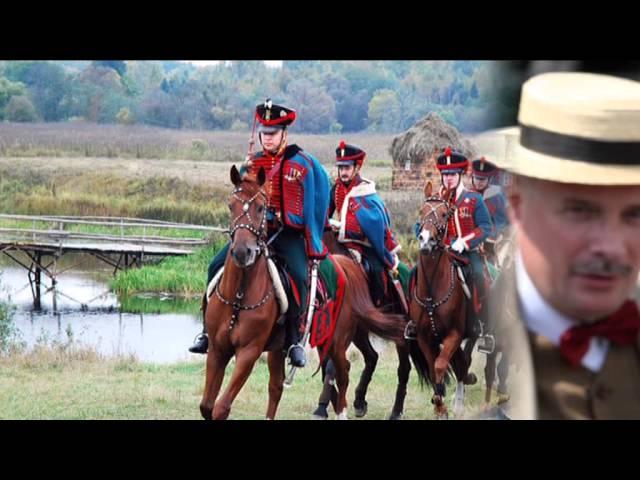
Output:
[515,251,609,372]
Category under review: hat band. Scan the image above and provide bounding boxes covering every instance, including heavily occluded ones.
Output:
[519,124,640,166]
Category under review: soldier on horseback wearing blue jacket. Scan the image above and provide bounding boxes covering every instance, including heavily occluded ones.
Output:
[189,99,331,368]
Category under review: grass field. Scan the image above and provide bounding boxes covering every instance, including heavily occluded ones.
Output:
[0,339,498,420]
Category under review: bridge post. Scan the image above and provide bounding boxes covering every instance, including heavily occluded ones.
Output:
[33,252,42,310]
[34,253,42,310]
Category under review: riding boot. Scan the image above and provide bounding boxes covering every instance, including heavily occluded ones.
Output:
[188,328,209,354]
[285,313,306,368]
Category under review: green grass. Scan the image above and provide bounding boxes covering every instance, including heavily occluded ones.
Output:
[0,341,497,420]
[118,295,201,315]
[0,167,231,226]
[0,123,395,164]
[111,240,225,296]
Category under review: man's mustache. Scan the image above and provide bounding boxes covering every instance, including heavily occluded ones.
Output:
[571,257,633,277]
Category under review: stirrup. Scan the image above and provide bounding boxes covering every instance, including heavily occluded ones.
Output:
[404,321,417,340]
[477,334,495,355]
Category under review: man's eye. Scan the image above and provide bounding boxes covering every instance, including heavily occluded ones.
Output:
[562,204,596,220]
[623,207,640,224]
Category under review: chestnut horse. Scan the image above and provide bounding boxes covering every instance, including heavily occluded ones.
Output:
[408,182,478,419]
[199,166,405,420]
[314,230,412,420]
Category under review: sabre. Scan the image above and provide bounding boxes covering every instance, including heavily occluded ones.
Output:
[245,115,258,166]
[284,258,319,386]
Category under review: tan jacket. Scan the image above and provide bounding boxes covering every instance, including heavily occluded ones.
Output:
[490,262,640,419]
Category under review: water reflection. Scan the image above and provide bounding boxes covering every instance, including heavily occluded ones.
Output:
[0,255,202,363]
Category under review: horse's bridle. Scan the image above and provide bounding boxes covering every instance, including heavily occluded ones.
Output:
[413,195,457,340]
[228,186,268,246]
[215,185,273,330]
[417,195,452,250]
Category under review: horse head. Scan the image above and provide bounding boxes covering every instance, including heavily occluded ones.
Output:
[228,165,268,268]
[417,181,454,254]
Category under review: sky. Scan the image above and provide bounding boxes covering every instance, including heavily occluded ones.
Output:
[183,61,282,68]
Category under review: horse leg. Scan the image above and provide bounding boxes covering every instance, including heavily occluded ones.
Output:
[389,342,411,420]
[330,345,351,420]
[312,358,338,420]
[484,350,497,409]
[433,330,462,420]
[353,328,378,418]
[266,349,285,420]
[200,346,232,420]
[450,347,469,418]
[212,346,262,420]
[416,334,444,419]
[496,351,510,404]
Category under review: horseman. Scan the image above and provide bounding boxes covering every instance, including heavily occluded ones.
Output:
[189,99,331,368]
[414,146,494,340]
[470,156,510,252]
[327,141,402,309]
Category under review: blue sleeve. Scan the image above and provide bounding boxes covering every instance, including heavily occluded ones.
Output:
[357,195,395,269]
[469,195,493,249]
[493,192,509,233]
[300,153,330,259]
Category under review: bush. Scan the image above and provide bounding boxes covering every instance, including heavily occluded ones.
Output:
[116,107,135,125]
[5,95,38,122]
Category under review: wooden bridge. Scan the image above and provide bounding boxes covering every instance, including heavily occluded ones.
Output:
[0,214,226,308]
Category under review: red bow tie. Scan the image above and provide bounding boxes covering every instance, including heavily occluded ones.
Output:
[559,300,640,368]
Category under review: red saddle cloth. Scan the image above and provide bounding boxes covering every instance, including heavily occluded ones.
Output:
[310,254,347,364]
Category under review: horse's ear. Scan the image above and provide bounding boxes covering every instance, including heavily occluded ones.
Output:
[257,166,266,187]
[424,181,433,199]
[230,165,241,186]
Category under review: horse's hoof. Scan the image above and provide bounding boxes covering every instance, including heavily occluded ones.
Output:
[200,404,213,420]
[497,393,510,404]
[354,407,367,418]
[336,409,349,420]
[312,405,329,420]
[387,412,404,420]
[465,373,478,385]
[353,401,368,418]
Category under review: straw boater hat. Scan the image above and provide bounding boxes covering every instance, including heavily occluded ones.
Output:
[494,72,640,185]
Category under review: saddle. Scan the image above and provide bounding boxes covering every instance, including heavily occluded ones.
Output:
[205,252,345,363]
[347,248,407,312]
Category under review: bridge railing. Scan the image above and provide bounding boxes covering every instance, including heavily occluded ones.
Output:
[0,214,227,249]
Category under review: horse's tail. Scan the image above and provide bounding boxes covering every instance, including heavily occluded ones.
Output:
[408,340,433,390]
[408,340,454,390]
[333,255,406,344]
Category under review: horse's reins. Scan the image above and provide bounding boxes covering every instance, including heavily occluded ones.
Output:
[215,185,274,330]
[413,196,458,339]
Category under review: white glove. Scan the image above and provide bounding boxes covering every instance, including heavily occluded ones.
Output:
[329,218,342,229]
[390,253,400,277]
[451,237,466,253]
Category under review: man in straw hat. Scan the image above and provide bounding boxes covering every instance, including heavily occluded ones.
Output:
[490,72,640,419]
